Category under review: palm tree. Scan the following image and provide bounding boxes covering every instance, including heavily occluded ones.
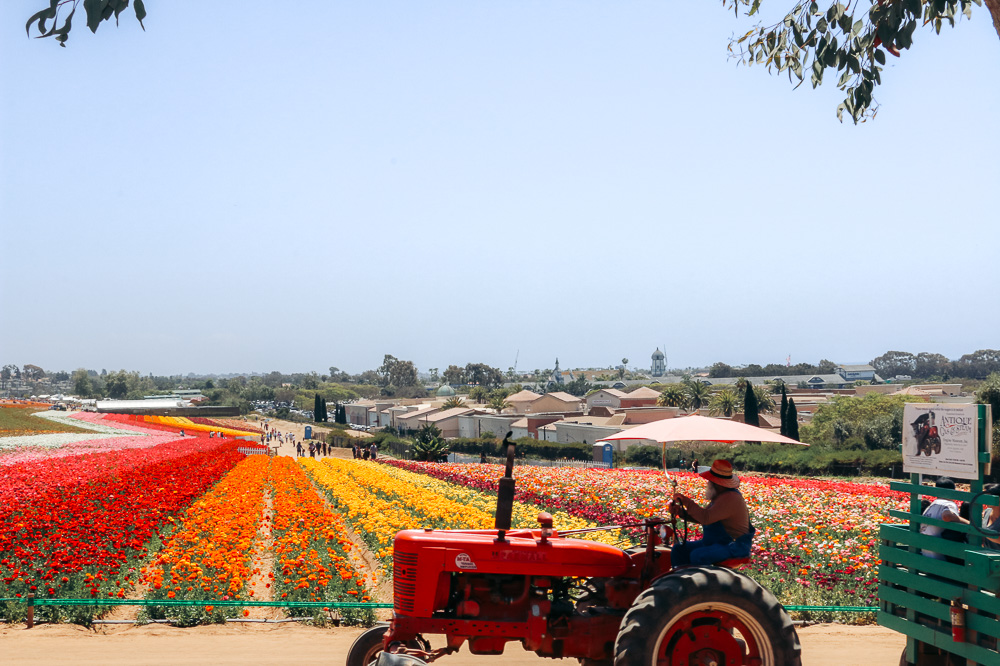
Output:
[657,385,689,409]
[441,396,465,410]
[753,385,777,413]
[488,394,512,414]
[709,388,741,417]
[468,386,489,403]
[684,381,712,411]
[413,436,450,462]
[416,422,443,444]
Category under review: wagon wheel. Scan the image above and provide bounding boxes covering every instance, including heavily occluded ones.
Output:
[614,566,801,666]
[932,437,941,455]
[345,625,430,666]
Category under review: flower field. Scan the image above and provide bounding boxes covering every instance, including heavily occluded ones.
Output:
[1,411,188,466]
[107,414,261,438]
[1,414,372,626]
[380,460,908,615]
[0,436,244,622]
[189,416,264,434]
[1,407,910,627]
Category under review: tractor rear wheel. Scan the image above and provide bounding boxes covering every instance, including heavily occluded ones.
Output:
[614,566,801,666]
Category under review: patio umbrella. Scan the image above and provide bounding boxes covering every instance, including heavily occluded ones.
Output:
[597,414,806,446]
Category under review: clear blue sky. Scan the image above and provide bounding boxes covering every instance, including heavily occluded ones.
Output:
[1,1,998,376]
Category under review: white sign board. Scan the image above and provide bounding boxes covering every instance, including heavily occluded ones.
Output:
[902,404,979,480]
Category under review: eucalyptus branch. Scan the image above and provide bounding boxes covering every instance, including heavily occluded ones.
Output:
[725,0,985,122]
[27,0,145,46]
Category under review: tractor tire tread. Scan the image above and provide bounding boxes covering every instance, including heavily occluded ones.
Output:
[613,566,801,666]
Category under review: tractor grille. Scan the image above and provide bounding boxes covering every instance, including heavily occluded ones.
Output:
[394,552,418,613]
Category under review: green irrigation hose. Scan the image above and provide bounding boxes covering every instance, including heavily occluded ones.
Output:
[0,598,390,609]
[0,598,873,612]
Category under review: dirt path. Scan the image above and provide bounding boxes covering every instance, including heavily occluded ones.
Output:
[100,582,150,624]
[249,417,371,460]
[248,484,280,620]
[0,622,905,665]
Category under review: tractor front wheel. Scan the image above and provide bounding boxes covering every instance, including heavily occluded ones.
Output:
[347,625,391,666]
[614,566,801,666]
[346,625,431,666]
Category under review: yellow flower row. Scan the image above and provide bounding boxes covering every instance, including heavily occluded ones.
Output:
[373,462,622,546]
[144,415,260,438]
[340,460,495,528]
[300,458,480,564]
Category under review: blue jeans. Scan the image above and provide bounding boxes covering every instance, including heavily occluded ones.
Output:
[672,522,755,567]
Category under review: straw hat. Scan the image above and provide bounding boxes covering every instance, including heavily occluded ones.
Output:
[700,459,740,489]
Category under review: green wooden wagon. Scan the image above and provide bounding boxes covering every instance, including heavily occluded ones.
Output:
[879,404,999,666]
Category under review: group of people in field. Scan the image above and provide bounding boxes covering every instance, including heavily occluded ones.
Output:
[259,421,293,446]
[297,438,332,458]
[352,442,378,460]
[254,419,379,461]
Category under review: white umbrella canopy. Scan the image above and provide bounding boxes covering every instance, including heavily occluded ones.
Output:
[597,414,807,446]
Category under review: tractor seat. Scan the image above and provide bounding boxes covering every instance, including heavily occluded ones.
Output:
[716,557,750,569]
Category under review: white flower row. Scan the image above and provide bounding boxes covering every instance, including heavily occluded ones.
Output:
[0,431,125,450]
[31,410,135,435]
[0,410,151,451]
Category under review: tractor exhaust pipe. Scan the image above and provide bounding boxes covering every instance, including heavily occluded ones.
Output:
[495,432,516,530]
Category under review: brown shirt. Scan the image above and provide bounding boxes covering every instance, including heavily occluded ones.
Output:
[678,490,750,539]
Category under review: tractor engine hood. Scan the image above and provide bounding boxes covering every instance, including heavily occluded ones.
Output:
[393,528,631,578]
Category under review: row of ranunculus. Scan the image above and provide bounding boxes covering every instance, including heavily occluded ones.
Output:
[188,416,264,434]
[0,437,244,623]
[270,457,376,624]
[381,460,908,614]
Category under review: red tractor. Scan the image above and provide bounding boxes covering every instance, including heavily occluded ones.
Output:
[347,438,800,666]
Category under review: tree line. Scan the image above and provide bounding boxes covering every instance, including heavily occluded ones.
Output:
[702,349,1000,381]
[870,349,1000,381]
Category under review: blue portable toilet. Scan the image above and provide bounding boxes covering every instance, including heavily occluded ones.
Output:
[304,425,313,439]
[602,443,614,467]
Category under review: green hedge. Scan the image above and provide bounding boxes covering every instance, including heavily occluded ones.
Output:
[444,437,592,461]
[341,433,595,462]
[326,430,372,448]
[623,443,905,477]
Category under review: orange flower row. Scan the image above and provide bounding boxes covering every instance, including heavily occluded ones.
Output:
[270,457,374,613]
[142,455,269,601]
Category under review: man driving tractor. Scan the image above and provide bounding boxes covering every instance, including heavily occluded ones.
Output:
[670,459,755,566]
